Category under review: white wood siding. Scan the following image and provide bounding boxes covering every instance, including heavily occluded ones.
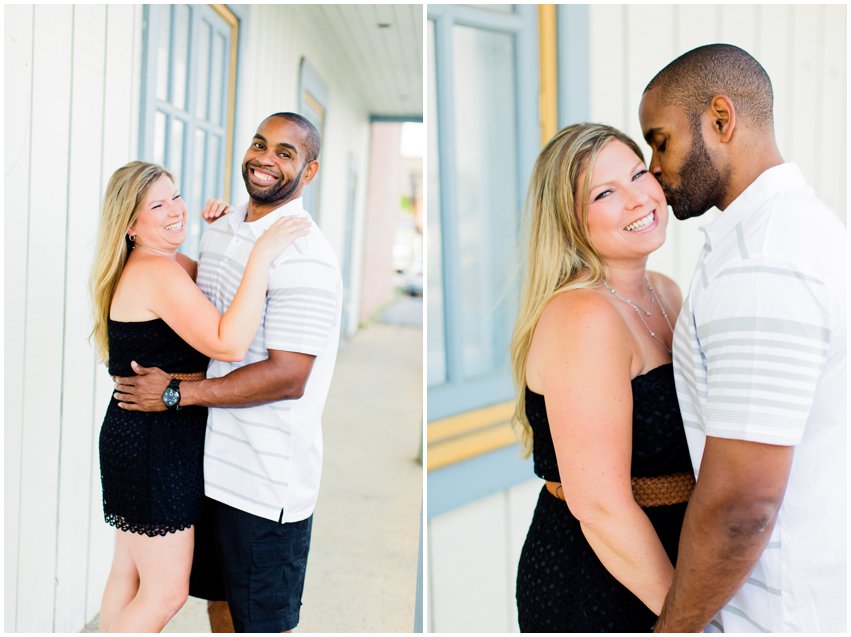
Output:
[4,5,143,632]
[427,479,540,632]
[587,3,846,292]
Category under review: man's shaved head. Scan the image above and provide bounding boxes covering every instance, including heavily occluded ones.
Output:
[644,43,773,130]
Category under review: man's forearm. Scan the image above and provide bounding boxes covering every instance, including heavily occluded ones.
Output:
[655,487,779,631]
[180,358,307,408]
[655,438,792,632]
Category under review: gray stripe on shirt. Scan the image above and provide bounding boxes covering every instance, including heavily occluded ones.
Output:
[718,265,823,285]
[706,351,824,369]
[744,577,782,596]
[706,337,828,355]
[209,427,290,459]
[724,605,770,632]
[227,410,292,435]
[735,224,749,259]
[710,381,814,398]
[268,286,339,301]
[709,366,819,383]
[698,317,830,342]
[708,394,811,413]
[206,453,288,486]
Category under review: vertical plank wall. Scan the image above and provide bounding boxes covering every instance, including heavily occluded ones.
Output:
[4,5,143,632]
[427,4,845,632]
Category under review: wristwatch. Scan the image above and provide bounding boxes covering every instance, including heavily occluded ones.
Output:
[162,378,182,410]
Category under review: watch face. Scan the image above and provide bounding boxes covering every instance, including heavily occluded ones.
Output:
[163,387,180,408]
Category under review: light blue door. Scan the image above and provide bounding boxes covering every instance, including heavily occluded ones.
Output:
[427,5,540,420]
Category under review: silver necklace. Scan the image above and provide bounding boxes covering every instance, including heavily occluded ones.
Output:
[603,279,674,354]
[602,279,654,316]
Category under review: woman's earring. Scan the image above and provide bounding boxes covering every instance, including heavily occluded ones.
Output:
[127,233,136,242]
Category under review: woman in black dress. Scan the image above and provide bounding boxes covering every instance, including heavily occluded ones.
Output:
[510,124,694,631]
[89,161,309,631]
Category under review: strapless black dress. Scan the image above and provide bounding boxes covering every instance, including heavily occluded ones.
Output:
[99,318,209,537]
[516,363,693,632]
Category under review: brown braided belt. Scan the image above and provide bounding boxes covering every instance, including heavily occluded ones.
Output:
[546,471,695,507]
[113,371,206,382]
[168,371,206,381]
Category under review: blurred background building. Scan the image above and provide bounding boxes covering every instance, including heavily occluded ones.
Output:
[5,4,422,632]
[426,3,845,632]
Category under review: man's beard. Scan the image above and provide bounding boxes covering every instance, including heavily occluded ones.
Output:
[660,126,727,221]
[242,163,306,204]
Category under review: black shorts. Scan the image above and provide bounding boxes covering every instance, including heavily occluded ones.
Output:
[189,496,313,632]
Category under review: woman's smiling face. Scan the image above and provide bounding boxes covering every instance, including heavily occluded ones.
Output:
[129,174,187,251]
[580,139,668,265]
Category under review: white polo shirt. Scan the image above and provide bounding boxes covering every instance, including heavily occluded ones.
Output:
[196,197,342,523]
[673,163,846,632]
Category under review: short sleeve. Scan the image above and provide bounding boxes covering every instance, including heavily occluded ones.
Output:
[263,254,341,356]
[696,256,833,445]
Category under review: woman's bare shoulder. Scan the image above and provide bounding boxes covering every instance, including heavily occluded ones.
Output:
[537,287,626,334]
[527,287,634,392]
[647,271,683,309]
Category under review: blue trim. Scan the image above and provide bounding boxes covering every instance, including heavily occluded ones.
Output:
[139,5,155,161]
[557,5,590,126]
[370,114,423,123]
[431,13,463,387]
[426,5,539,420]
[428,374,513,421]
[230,4,249,202]
[298,56,328,219]
[299,56,330,109]
[427,444,533,518]
[413,507,423,632]
[428,4,525,30]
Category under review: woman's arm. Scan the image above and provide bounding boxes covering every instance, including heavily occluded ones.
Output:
[128,216,310,361]
[531,290,674,615]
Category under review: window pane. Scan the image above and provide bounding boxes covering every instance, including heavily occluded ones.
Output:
[153,111,167,167]
[171,5,190,111]
[452,25,518,380]
[193,129,207,211]
[155,7,172,100]
[170,118,185,189]
[465,4,515,13]
[427,20,446,386]
[206,135,222,199]
[195,21,212,120]
[210,31,226,126]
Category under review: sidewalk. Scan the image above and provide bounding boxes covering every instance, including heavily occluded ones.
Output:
[85,296,423,632]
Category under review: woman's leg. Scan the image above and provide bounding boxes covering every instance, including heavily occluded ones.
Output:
[108,526,194,632]
[100,530,140,631]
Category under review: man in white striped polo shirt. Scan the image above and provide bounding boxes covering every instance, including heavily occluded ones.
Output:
[116,113,342,632]
[640,44,845,632]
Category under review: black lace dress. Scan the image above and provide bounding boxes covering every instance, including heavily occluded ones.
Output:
[99,318,209,537]
[516,363,693,632]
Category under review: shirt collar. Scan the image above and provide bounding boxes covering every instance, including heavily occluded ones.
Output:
[700,163,806,250]
[227,197,307,237]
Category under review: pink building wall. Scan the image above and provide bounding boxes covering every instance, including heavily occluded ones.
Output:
[360,123,404,322]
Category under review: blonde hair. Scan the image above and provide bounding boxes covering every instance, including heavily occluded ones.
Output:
[89,161,173,362]
[509,123,645,456]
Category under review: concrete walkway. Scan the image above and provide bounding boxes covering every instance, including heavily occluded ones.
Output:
[85,303,423,632]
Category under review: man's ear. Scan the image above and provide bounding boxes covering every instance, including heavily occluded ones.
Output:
[301,160,320,185]
[708,94,736,143]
